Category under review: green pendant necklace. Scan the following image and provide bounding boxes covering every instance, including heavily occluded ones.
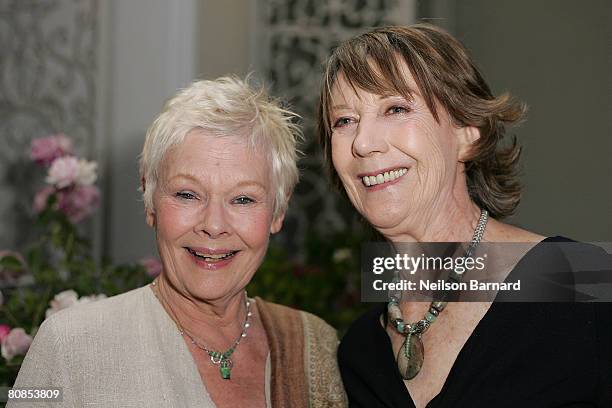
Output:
[152,281,252,380]
[387,209,488,380]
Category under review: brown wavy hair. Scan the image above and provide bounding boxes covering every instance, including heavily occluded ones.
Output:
[318,24,525,219]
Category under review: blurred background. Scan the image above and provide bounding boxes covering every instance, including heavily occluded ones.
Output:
[0,0,610,326]
[2,0,610,263]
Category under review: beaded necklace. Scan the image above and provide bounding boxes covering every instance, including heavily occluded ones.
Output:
[151,280,252,380]
[387,209,488,380]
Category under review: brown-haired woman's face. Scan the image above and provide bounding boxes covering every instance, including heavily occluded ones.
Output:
[328,63,477,238]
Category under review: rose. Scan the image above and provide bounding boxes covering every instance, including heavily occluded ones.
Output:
[75,159,97,186]
[78,293,107,305]
[0,325,10,342]
[46,156,97,188]
[33,185,56,213]
[46,156,79,188]
[45,289,79,318]
[33,185,100,222]
[59,185,100,223]
[1,328,33,360]
[45,290,107,318]
[30,134,73,166]
[139,257,162,278]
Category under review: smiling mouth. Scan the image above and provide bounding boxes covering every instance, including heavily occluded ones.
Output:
[361,167,408,187]
[185,248,239,262]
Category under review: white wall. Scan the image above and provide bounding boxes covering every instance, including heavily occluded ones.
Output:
[451,0,612,241]
[97,0,199,262]
[198,0,252,78]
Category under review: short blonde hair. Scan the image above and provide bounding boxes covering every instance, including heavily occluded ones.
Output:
[140,76,302,218]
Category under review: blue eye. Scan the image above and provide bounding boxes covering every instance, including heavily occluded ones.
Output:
[176,191,196,200]
[387,105,409,115]
[233,196,255,205]
[332,117,354,128]
[387,105,409,114]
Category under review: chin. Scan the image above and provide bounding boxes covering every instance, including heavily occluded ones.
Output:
[361,210,407,233]
[184,277,240,301]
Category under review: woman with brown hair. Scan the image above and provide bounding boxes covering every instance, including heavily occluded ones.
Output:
[318,24,612,407]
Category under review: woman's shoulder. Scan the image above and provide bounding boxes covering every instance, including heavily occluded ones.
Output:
[339,303,386,352]
[254,298,348,406]
[41,285,154,339]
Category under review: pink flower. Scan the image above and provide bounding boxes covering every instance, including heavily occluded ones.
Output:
[33,185,100,222]
[30,134,73,166]
[59,185,100,223]
[45,290,79,318]
[1,328,33,360]
[45,290,106,318]
[33,185,56,213]
[0,325,10,342]
[46,156,79,188]
[75,159,97,186]
[140,256,163,278]
[78,293,107,305]
[45,156,98,189]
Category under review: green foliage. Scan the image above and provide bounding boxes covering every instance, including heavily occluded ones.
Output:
[0,196,151,387]
[249,230,369,335]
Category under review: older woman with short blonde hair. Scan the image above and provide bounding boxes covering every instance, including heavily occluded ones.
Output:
[10,77,347,407]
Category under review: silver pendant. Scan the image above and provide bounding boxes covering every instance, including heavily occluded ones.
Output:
[396,333,424,380]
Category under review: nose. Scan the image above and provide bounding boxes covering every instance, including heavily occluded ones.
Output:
[352,116,388,158]
[195,199,230,239]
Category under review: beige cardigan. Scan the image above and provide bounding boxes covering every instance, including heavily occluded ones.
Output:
[9,286,346,407]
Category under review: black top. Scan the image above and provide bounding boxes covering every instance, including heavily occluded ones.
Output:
[338,237,612,407]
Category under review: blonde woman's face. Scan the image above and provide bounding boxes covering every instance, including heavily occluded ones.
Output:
[328,63,477,239]
[147,129,284,302]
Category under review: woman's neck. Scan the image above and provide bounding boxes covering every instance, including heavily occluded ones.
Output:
[384,193,483,243]
[153,275,248,337]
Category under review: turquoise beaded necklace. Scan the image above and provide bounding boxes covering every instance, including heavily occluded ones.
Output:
[387,209,488,380]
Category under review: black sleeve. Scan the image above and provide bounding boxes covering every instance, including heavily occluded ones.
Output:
[595,302,612,405]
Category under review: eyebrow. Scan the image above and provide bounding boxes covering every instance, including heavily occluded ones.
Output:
[233,180,268,190]
[166,174,268,190]
[379,92,416,100]
[330,93,415,111]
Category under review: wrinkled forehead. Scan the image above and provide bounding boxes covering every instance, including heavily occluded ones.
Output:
[160,128,272,178]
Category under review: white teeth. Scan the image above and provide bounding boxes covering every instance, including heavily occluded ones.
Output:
[192,250,234,259]
[361,168,408,187]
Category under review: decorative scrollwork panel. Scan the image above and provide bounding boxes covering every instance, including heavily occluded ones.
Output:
[257,0,415,250]
[0,0,99,249]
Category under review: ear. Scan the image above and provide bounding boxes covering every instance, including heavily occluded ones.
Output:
[146,207,156,228]
[142,177,156,228]
[456,125,480,162]
[270,212,286,234]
